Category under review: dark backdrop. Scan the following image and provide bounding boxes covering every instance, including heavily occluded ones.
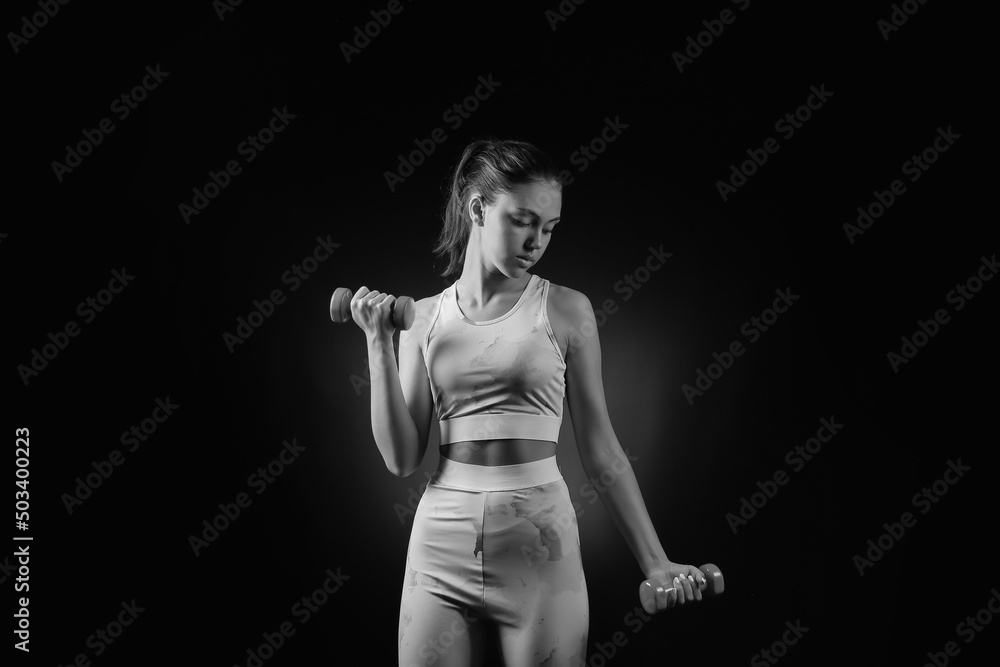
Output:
[7,1,994,665]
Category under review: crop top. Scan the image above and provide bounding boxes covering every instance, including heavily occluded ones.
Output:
[420,273,567,445]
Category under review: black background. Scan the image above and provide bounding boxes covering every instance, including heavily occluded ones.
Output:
[6,0,996,665]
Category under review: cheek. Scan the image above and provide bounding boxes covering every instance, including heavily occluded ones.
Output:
[497,227,520,249]
[486,229,514,256]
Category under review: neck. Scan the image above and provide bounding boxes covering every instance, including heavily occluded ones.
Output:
[456,241,529,307]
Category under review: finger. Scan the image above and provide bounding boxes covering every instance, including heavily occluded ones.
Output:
[351,287,369,310]
[675,575,693,604]
[374,295,394,321]
[654,584,666,611]
[683,574,696,602]
[656,584,675,610]
[363,294,386,314]
[688,574,702,602]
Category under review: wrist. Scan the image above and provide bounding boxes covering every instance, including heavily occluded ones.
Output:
[643,557,674,579]
[367,332,393,350]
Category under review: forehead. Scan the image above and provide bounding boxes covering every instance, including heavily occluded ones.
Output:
[500,181,562,218]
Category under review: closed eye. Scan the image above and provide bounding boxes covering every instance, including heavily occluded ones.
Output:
[514,220,554,234]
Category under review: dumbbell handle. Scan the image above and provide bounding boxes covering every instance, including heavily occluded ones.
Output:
[638,562,724,613]
[329,287,415,331]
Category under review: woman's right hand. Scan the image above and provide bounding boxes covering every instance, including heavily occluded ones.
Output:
[351,286,398,342]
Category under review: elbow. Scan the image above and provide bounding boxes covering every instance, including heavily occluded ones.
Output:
[391,465,416,478]
[388,462,419,478]
[383,454,410,477]
[384,440,425,478]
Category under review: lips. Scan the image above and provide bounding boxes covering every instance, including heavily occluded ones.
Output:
[517,255,534,262]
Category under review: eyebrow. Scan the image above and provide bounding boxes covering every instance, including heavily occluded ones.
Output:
[513,208,560,224]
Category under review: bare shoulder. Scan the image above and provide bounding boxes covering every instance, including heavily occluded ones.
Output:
[545,282,596,360]
[546,281,593,327]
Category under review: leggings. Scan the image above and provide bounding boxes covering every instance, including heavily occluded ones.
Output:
[398,455,589,667]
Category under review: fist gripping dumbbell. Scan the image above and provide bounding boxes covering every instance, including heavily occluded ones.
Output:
[638,563,724,613]
[329,287,415,331]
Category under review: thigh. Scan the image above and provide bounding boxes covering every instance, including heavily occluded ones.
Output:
[398,579,488,667]
[486,479,590,666]
[495,588,589,667]
[399,483,489,666]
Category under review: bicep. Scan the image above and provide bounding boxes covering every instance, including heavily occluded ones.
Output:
[563,292,619,463]
[398,323,433,454]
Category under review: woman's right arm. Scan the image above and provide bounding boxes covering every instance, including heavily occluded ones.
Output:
[355,289,432,477]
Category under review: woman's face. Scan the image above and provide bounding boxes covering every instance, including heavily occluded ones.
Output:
[471,180,562,277]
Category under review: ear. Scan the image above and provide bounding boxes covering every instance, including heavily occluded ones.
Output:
[467,194,485,226]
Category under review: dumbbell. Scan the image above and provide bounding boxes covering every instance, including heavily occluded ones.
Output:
[329,287,415,331]
[638,563,724,613]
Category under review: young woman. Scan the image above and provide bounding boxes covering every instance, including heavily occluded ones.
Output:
[351,138,708,667]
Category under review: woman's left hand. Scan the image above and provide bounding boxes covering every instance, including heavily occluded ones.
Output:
[642,562,707,611]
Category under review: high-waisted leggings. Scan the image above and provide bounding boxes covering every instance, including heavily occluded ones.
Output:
[398,454,589,667]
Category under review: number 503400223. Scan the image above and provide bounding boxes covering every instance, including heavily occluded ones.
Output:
[15,428,30,529]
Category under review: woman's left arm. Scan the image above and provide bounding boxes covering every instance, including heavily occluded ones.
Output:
[558,288,707,608]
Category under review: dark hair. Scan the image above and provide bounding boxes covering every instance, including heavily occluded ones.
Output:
[433,138,562,280]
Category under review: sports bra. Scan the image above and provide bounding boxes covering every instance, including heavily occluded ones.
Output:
[420,273,567,445]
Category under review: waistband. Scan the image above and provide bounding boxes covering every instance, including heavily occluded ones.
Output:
[438,414,562,445]
[429,455,563,491]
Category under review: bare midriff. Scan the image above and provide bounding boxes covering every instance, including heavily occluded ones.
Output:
[440,439,557,466]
